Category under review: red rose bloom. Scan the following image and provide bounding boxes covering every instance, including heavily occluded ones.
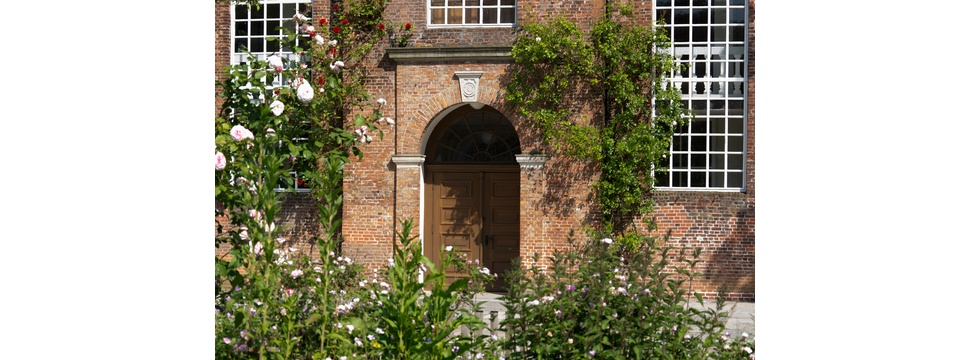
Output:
[341,19,348,25]
[319,18,327,25]
[333,4,339,9]
[309,31,316,37]
[378,23,385,31]
[317,77,324,85]
[405,23,412,30]
[333,26,340,33]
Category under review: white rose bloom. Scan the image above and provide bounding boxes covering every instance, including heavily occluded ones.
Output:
[377,98,387,106]
[328,39,338,47]
[266,55,284,70]
[601,238,613,245]
[315,34,325,46]
[305,25,315,33]
[215,151,227,170]
[293,13,309,22]
[270,100,285,116]
[445,246,453,252]
[297,82,314,102]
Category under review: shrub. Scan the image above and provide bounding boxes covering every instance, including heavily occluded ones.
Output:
[498,231,754,359]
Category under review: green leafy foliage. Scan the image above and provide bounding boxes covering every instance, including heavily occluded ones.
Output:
[498,231,754,359]
[505,1,691,231]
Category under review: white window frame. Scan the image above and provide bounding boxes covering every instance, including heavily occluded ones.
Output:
[654,0,748,192]
[230,0,312,65]
[426,0,517,28]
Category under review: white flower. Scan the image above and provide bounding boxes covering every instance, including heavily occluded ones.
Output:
[290,269,304,279]
[330,61,345,74]
[354,337,363,346]
[293,13,309,22]
[445,246,453,252]
[215,151,227,170]
[367,334,375,341]
[382,117,396,125]
[743,347,752,354]
[266,55,284,70]
[276,237,286,244]
[347,324,355,333]
[297,82,314,102]
[480,267,491,275]
[375,328,384,334]
[377,98,387,106]
[328,39,338,47]
[527,299,540,306]
[314,34,326,45]
[230,125,254,141]
[742,332,749,338]
[304,25,315,33]
[601,238,613,245]
[269,100,285,116]
[536,36,541,42]
[379,282,389,288]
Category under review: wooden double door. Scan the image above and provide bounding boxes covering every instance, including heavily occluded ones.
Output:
[426,165,520,291]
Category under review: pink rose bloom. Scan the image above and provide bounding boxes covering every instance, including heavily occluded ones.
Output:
[215,151,226,170]
[230,125,254,141]
[296,82,314,102]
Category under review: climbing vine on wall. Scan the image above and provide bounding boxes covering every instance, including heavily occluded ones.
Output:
[505,0,690,232]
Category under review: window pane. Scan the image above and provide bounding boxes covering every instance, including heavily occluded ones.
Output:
[657,0,672,6]
[673,9,689,24]
[465,0,480,5]
[728,136,743,152]
[448,0,462,5]
[673,27,689,43]
[432,0,445,5]
[693,0,708,6]
[250,38,264,52]
[690,172,706,187]
[501,0,515,5]
[672,135,688,151]
[693,26,707,42]
[235,38,247,52]
[690,136,706,151]
[710,154,725,169]
[712,8,726,23]
[483,8,497,23]
[728,100,743,116]
[250,5,263,18]
[727,154,743,169]
[501,8,514,23]
[466,9,480,23]
[691,154,706,169]
[235,5,249,19]
[709,172,724,187]
[432,9,445,24]
[251,21,264,36]
[690,120,706,134]
[730,9,745,23]
[656,171,670,187]
[672,172,688,187]
[267,4,280,18]
[710,136,725,150]
[658,9,672,24]
[692,9,708,24]
[727,172,742,187]
[235,21,248,36]
[730,25,745,41]
[448,8,462,24]
[267,20,280,34]
[692,100,707,115]
[673,154,688,169]
[484,0,497,5]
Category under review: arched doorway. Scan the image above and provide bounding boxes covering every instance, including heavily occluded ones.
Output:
[423,104,521,291]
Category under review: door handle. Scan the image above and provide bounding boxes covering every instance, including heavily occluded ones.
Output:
[483,235,492,246]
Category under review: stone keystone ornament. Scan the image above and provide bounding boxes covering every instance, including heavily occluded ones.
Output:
[455,71,483,103]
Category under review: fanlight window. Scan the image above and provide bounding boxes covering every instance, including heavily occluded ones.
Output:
[431,110,520,163]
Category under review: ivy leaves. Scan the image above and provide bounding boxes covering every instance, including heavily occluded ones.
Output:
[506,1,690,230]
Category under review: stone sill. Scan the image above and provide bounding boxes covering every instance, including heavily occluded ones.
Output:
[386,46,512,63]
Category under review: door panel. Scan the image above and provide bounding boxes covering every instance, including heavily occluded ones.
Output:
[483,172,520,291]
[429,169,519,291]
[432,172,481,281]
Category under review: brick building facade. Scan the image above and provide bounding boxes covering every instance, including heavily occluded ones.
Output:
[216,0,755,301]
